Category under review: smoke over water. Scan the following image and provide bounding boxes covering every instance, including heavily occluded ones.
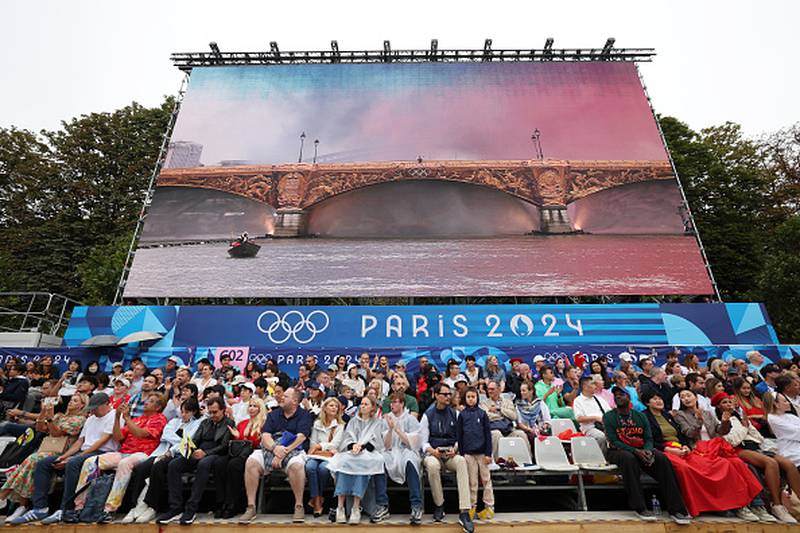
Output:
[307,181,540,237]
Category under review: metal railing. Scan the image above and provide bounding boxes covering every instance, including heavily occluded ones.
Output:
[0,292,83,336]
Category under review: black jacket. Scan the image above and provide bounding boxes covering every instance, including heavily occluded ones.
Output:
[643,409,688,450]
[193,416,235,456]
[0,377,29,405]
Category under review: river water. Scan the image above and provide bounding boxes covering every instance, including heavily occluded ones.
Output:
[124,235,713,298]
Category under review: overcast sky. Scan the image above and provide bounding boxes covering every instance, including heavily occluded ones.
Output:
[1,0,798,136]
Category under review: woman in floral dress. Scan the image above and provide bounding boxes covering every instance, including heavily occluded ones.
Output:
[0,393,88,512]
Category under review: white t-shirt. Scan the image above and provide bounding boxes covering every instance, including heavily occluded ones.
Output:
[573,394,611,433]
[671,393,713,413]
[79,409,119,453]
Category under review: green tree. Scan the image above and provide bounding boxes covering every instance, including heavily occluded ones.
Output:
[759,216,800,341]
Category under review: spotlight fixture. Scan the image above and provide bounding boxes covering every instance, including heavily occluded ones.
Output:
[430,39,439,60]
[270,41,280,57]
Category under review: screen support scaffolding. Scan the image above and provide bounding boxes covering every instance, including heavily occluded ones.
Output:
[172,38,654,71]
[113,74,189,305]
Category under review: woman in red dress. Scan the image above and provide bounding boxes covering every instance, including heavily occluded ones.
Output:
[732,377,768,435]
[641,390,763,518]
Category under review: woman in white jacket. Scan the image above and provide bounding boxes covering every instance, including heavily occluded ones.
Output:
[305,397,344,517]
[327,396,386,524]
[764,392,800,467]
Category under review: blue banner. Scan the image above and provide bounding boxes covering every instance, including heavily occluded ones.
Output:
[64,303,779,351]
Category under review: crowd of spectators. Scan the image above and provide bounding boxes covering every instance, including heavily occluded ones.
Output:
[0,349,797,530]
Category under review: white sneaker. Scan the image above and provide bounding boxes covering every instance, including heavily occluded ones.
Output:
[751,506,778,523]
[135,507,157,523]
[336,507,347,524]
[6,505,28,522]
[41,509,62,524]
[735,506,760,522]
[121,509,138,524]
[348,506,361,525]
[771,505,798,524]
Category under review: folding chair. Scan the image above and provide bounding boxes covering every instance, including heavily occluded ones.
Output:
[497,437,538,470]
[534,436,578,472]
[570,437,616,471]
[548,418,576,440]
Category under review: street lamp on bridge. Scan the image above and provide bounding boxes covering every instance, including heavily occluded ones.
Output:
[298,132,306,163]
[313,139,319,163]
[531,129,544,160]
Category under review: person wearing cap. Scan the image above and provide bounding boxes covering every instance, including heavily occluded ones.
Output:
[232,381,256,424]
[110,377,132,409]
[111,361,124,379]
[161,356,180,381]
[16,393,118,524]
[531,354,547,380]
[302,381,326,416]
[714,391,800,523]
[755,364,781,396]
[602,386,691,524]
[68,393,168,523]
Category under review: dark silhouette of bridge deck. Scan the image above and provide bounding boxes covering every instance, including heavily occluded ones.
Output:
[157,159,673,236]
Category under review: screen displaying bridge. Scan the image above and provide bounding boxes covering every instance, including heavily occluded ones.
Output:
[125,60,715,298]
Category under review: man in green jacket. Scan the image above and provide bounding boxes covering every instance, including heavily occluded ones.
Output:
[603,386,690,525]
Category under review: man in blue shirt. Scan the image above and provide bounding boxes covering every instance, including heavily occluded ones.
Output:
[238,387,312,524]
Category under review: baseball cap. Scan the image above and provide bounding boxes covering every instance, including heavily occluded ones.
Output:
[112,361,123,368]
[241,382,256,393]
[533,355,546,363]
[610,385,630,396]
[232,375,247,385]
[618,352,634,363]
[87,392,110,412]
[114,377,131,388]
[168,355,181,364]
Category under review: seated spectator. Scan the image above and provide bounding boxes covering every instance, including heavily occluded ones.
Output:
[381,375,419,418]
[639,367,674,407]
[419,383,474,533]
[302,381,325,416]
[573,376,611,452]
[481,381,528,458]
[457,387,494,521]
[0,361,29,409]
[672,390,727,446]
[0,379,60,437]
[775,374,800,414]
[160,356,180,382]
[129,361,147,396]
[238,388,311,524]
[683,353,700,374]
[129,375,157,418]
[55,360,83,398]
[218,397,267,519]
[613,371,645,411]
[383,392,424,524]
[561,366,581,406]
[593,374,616,409]
[516,380,551,443]
[764,392,800,467]
[305,397,345,517]
[755,364,780,396]
[154,396,234,525]
[483,356,506,392]
[231,382,256,424]
[732,377,768,435]
[505,358,525,398]
[10,392,118,525]
[671,373,711,412]
[328,396,387,525]
[602,386,691,524]
[190,359,217,397]
[534,366,575,420]
[37,356,60,383]
[443,359,467,389]
[553,357,569,381]
[213,354,239,381]
[122,397,203,524]
[589,360,612,389]
[342,364,366,398]
[705,377,725,398]
[463,355,484,388]
[641,389,762,519]
[109,377,131,409]
[0,393,88,521]
[68,393,168,523]
[714,392,800,523]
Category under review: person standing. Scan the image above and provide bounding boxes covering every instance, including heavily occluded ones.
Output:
[419,383,475,533]
[457,387,494,521]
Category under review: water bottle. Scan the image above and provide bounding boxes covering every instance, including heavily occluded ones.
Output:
[651,494,661,517]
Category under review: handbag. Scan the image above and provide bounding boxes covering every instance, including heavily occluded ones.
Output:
[38,435,70,455]
[489,418,514,436]
[229,439,254,459]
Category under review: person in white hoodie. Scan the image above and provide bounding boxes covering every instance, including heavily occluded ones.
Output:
[764,392,800,468]
[304,397,344,517]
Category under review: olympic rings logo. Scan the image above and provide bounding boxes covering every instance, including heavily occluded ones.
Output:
[256,310,330,345]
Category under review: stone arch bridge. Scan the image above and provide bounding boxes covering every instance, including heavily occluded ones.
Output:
[157,159,674,236]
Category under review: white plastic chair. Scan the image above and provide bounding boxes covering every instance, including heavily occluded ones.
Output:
[570,437,617,471]
[548,418,576,440]
[535,436,578,472]
[496,437,537,470]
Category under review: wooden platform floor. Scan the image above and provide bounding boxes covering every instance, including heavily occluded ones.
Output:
[3,512,797,532]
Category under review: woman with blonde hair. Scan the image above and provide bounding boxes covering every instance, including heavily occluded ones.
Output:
[484,355,506,392]
[305,397,345,516]
[763,392,800,467]
[0,393,88,521]
[219,397,267,518]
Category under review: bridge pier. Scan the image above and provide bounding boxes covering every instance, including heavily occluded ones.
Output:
[539,206,576,234]
[273,208,308,237]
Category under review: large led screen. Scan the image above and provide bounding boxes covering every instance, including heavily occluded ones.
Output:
[125,61,714,297]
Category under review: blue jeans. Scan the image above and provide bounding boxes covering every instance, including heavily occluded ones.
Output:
[32,451,99,510]
[305,458,331,498]
[0,421,30,438]
[372,472,388,507]
[405,463,422,508]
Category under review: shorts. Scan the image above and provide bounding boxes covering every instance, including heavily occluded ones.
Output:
[249,448,306,474]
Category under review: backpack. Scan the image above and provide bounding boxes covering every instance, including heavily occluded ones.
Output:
[0,429,44,468]
[78,473,115,523]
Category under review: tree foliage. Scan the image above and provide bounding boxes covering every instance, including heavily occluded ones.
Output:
[0,98,173,300]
